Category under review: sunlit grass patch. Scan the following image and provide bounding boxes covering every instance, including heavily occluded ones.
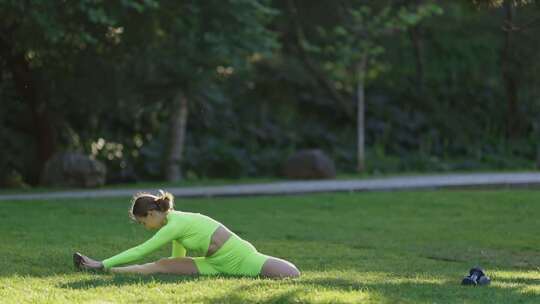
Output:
[1,190,539,303]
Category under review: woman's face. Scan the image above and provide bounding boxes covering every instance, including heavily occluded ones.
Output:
[136,210,165,230]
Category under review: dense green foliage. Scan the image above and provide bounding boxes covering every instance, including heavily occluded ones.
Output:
[1,0,539,186]
[1,190,540,303]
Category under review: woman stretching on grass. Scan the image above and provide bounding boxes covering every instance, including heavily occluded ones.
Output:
[73,190,300,279]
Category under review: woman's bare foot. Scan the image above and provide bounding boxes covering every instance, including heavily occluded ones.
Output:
[73,252,104,272]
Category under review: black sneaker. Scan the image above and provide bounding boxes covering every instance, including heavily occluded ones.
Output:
[461,267,491,286]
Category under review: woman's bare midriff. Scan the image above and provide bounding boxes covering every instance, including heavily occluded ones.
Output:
[206,225,233,257]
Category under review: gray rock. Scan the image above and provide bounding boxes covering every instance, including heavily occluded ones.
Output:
[282,149,336,179]
[41,152,106,188]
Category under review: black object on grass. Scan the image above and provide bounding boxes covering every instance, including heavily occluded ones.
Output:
[462,267,491,286]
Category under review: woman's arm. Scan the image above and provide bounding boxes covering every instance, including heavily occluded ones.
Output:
[171,240,186,258]
[102,224,178,269]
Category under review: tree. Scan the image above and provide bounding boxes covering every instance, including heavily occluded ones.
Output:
[287,0,442,172]
[127,0,278,181]
[472,0,540,139]
[501,0,524,139]
[0,0,158,183]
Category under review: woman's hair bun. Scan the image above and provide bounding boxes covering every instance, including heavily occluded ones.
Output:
[155,189,174,212]
[129,190,175,219]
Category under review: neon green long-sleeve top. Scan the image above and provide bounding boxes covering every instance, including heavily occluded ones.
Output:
[102,210,221,269]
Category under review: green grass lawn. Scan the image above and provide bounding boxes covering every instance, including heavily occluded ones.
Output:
[1,190,539,303]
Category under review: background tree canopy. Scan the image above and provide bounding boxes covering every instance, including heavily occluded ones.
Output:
[1,0,539,186]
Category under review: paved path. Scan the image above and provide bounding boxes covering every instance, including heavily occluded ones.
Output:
[1,172,540,201]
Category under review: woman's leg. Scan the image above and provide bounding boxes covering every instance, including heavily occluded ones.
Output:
[110,257,199,275]
[260,256,300,279]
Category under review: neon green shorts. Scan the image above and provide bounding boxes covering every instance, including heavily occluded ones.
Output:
[193,236,269,277]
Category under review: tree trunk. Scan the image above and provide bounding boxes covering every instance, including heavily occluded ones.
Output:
[357,55,368,173]
[5,51,56,184]
[409,24,424,94]
[537,144,540,170]
[535,121,540,170]
[165,91,189,182]
[501,0,520,139]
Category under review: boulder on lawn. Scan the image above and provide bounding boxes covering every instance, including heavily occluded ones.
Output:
[41,152,107,188]
[282,149,336,179]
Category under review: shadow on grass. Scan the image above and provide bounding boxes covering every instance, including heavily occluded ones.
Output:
[57,272,274,290]
[197,276,538,303]
[59,277,306,303]
[58,273,200,289]
[209,281,303,304]
[305,275,540,302]
[56,271,540,303]
[0,267,76,278]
